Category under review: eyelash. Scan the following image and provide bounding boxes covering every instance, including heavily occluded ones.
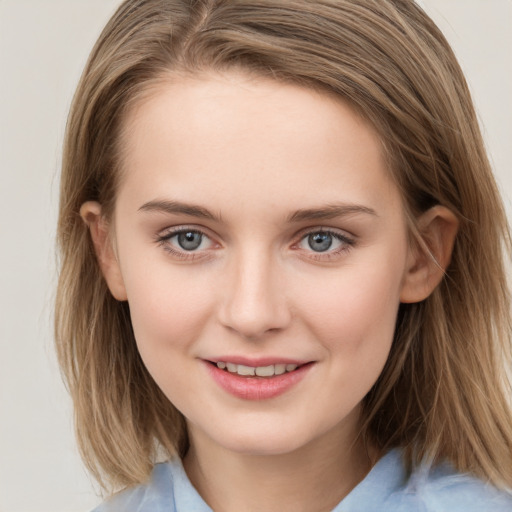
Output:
[155,226,356,262]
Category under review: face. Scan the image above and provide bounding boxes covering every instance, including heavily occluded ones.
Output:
[107,72,415,457]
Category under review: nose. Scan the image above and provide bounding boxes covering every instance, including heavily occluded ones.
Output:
[218,248,291,340]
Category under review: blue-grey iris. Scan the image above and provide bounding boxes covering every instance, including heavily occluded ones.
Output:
[308,232,333,252]
[177,231,202,250]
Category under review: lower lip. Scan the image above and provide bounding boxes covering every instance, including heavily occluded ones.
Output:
[205,362,313,400]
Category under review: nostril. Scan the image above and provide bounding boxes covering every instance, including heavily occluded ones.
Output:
[217,269,291,339]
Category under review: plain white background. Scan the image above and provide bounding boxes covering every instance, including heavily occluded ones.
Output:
[0,1,511,511]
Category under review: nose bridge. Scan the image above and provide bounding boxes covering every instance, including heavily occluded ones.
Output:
[219,243,290,339]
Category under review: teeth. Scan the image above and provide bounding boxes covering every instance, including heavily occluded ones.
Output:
[216,361,301,377]
[274,364,286,375]
[237,364,256,376]
[255,365,274,377]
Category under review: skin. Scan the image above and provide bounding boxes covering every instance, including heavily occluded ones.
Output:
[82,71,458,512]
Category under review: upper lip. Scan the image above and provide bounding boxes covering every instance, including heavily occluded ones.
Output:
[205,356,312,367]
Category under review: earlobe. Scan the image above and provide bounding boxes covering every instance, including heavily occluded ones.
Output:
[80,201,128,301]
[400,205,459,304]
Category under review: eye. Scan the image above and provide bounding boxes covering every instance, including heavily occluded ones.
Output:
[155,226,217,260]
[305,232,334,252]
[175,230,204,251]
[295,229,355,258]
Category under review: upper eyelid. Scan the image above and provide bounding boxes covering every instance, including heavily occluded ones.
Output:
[294,226,355,241]
[157,224,213,238]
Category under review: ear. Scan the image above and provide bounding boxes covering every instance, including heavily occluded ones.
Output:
[80,201,128,301]
[400,205,459,303]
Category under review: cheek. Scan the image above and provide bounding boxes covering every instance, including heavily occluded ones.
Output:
[294,257,405,358]
[125,272,216,414]
[292,264,403,416]
[121,261,215,359]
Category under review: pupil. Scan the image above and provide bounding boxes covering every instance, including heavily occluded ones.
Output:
[308,233,332,252]
[178,231,202,250]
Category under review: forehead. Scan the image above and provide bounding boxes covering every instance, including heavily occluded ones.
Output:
[116,71,403,220]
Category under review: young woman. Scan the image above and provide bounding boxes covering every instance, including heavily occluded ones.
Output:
[55,1,512,510]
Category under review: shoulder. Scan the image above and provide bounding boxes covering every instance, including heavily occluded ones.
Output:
[399,463,512,512]
[340,449,512,512]
[91,463,174,512]
[91,459,211,512]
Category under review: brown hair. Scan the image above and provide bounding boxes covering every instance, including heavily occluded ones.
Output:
[55,0,512,493]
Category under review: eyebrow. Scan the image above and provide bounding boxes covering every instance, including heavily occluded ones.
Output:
[287,203,377,222]
[138,199,377,223]
[138,200,220,221]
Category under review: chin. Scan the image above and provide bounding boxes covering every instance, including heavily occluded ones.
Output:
[220,435,306,457]
[201,418,321,457]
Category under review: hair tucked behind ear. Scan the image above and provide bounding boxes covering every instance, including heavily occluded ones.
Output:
[56,0,512,493]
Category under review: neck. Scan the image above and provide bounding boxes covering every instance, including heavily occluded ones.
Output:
[183,415,377,512]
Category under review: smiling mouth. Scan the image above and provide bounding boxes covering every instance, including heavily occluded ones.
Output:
[209,361,308,378]
[206,360,314,400]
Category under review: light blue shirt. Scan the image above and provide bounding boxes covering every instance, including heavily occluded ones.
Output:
[93,449,512,511]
